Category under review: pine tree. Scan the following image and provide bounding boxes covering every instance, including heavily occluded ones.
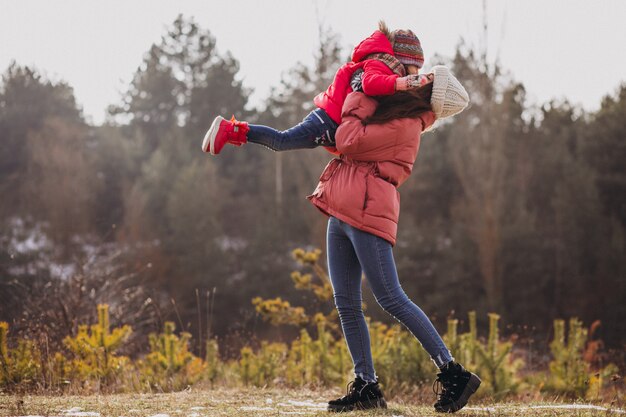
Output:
[63,304,132,385]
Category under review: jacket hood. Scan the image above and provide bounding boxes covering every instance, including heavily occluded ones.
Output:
[351,30,394,62]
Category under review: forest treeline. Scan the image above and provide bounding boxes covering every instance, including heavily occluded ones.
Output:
[0,16,624,357]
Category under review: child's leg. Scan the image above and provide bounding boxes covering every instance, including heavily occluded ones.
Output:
[248,109,337,151]
[326,217,377,382]
[342,221,453,368]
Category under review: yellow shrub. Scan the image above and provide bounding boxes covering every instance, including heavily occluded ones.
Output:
[0,322,41,389]
[236,342,287,387]
[63,304,132,388]
[138,321,205,391]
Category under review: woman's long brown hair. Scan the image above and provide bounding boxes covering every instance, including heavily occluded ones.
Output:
[362,82,433,125]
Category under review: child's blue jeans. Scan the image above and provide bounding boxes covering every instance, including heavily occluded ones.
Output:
[247,108,338,151]
[326,216,453,382]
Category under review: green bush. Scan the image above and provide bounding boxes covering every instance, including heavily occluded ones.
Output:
[138,321,205,391]
[446,312,523,399]
[544,318,618,399]
[62,304,132,389]
[0,248,619,400]
[0,322,41,389]
[236,342,287,386]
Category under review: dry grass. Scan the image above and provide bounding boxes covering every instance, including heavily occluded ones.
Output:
[0,388,623,417]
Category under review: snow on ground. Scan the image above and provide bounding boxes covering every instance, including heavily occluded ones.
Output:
[529,404,626,413]
[62,407,101,417]
[13,402,626,417]
[464,406,498,412]
[239,406,274,411]
[465,404,626,414]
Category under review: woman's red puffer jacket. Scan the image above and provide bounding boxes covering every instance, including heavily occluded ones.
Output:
[307,92,436,246]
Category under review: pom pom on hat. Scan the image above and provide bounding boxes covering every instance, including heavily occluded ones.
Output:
[391,29,424,68]
[430,65,469,119]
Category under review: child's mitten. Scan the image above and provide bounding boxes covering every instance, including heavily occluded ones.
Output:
[407,74,433,89]
[350,69,364,92]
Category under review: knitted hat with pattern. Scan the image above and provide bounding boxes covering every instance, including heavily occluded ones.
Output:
[430,65,469,119]
[391,29,424,68]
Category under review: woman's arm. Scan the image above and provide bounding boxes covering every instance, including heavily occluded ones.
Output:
[335,92,386,158]
[336,92,430,160]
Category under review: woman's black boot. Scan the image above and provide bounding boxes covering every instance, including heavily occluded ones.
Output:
[327,376,388,412]
[433,361,481,413]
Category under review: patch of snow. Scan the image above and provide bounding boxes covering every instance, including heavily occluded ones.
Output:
[239,406,274,411]
[8,218,51,253]
[528,404,625,413]
[464,406,497,412]
[2,216,131,280]
[187,413,200,417]
[189,407,205,411]
[49,262,77,279]
[61,408,100,417]
[466,404,625,414]
[279,412,307,415]
[215,235,248,251]
[266,398,273,404]
[148,414,171,417]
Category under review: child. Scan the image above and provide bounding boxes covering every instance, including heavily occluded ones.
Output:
[201,21,425,155]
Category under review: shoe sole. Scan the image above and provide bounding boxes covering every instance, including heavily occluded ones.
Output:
[202,116,225,155]
[327,397,387,413]
[435,373,481,413]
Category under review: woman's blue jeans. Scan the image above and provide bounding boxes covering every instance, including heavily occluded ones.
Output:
[326,216,453,382]
[247,108,338,151]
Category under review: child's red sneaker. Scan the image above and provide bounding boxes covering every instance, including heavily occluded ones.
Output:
[202,115,249,155]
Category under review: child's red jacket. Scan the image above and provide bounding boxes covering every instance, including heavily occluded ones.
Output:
[314,30,401,125]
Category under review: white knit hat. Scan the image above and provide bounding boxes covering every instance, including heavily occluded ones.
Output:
[430,65,469,119]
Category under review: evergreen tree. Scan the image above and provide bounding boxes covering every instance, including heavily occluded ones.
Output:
[0,63,83,216]
[111,15,249,148]
[444,48,527,313]
[255,26,345,247]
[579,86,626,345]
[582,85,626,226]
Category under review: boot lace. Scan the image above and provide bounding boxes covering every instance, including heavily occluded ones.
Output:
[342,380,358,400]
[432,373,456,404]
[226,115,248,145]
[229,115,243,129]
[337,379,369,402]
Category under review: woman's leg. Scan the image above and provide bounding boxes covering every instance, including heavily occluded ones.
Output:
[342,221,453,368]
[248,109,337,151]
[326,217,377,382]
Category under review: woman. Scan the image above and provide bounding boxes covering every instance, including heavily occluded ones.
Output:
[307,65,481,413]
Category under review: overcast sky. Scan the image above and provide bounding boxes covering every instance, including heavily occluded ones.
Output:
[1,0,625,124]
